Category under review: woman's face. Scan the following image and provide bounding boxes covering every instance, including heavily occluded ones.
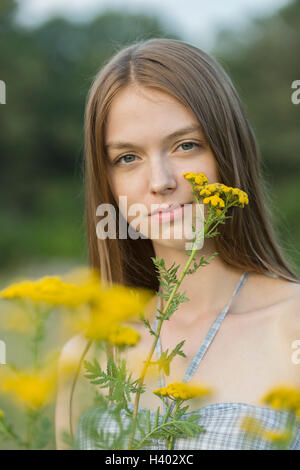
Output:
[104,85,220,250]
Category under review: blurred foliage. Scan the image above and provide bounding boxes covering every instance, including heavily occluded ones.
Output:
[210,0,300,273]
[0,1,180,272]
[0,0,299,274]
[211,0,300,175]
[0,0,299,450]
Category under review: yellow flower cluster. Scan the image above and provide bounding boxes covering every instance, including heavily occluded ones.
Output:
[67,284,153,342]
[261,386,300,420]
[107,324,141,347]
[182,172,249,210]
[262,429,293,443]
[0,276,86,307]
[153,381,212,401]
[241,416,293,445]
[0,363,57,409]
[241,416,264,435]
[0,268,154,344]
[183,172,209,186]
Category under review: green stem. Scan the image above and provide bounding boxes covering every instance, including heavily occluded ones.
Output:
[167,400,181,450]
[105,342,116,401]
[69,338,93,438]
[24,409,40,449]
[31,304,51,369]
[204,200,237,238]
[0,419,25,448]
[132,416,183,450]
[162,400,176,423]
[127,198,230,449]
[127,218,213,449]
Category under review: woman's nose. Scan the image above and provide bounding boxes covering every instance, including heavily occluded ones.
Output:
[149,160,177,194]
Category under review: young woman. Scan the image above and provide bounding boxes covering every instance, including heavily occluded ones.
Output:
[55,38,300,450]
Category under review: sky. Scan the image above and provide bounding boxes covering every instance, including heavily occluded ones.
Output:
[15,0,290,49]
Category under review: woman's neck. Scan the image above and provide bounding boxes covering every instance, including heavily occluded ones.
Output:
[152,239,246,326]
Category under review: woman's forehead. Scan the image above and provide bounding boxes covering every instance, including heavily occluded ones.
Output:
[105,87,202,147]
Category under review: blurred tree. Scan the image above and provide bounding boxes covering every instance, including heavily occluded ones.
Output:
[0,1,299,273]
[0,5,180,268]
[0,0,18,28]
[211,0,300,177]
[211,0,300,272]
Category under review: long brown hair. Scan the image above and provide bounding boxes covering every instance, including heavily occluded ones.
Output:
[83,37,300,291]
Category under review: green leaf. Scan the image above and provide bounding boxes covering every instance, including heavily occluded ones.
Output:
[154,407,160,429]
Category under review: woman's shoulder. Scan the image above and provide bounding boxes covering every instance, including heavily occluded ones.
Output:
[235,271,300,347]
[275,278,300,338]
[245,271,300,311]
[252,272,300,347]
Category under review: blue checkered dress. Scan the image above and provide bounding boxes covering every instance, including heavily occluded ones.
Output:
[73,272,300,450]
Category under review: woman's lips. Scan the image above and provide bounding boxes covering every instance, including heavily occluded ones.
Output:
[149,203,192,223]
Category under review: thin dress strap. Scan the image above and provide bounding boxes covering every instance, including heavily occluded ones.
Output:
[153,271,250,412]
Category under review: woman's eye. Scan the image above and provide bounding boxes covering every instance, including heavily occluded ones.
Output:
[113,154,137,165]
[113,142,200,166]
[178,141,200,152]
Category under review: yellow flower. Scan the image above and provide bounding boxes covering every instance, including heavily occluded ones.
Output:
[198,187,212,197]
[183,172,208,185]
[182,172,198,180]
[241,415,294,446]
[261,386,300,419]
[153,381,212,401]
[182,171,249,210]
[0,409,4,419]
[65,284,154,341]
[262,429,293,443]
[1,268,154,342]
[0,268,106,308]
[0,363,57,410]
[227,188,249,207]
[194,173,209,185]
[0,276,85,307]
[107,324,141,347]
[240,416,264,437]
[221,186,232,193]
[203,195,225,209]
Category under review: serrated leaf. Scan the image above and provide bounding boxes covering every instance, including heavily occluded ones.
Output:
[154,407,160,429]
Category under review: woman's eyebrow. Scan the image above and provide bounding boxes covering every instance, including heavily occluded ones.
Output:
[105,124,203,151]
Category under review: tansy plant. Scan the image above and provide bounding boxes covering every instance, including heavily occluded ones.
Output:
[240,386,300,450]
[0,279,62,449]
[0,269,153,449]
[0,172,250,450]
[125,172,249,450]
[70,172,249,450]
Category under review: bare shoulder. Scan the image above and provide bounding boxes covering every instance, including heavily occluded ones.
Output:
[276,279,300,337]
[253,272,300,338]
[58,332,91,361]
[239,271,300,334]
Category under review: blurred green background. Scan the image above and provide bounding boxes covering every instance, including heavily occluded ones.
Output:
[0,0,299,449]
[0,0,299,283]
